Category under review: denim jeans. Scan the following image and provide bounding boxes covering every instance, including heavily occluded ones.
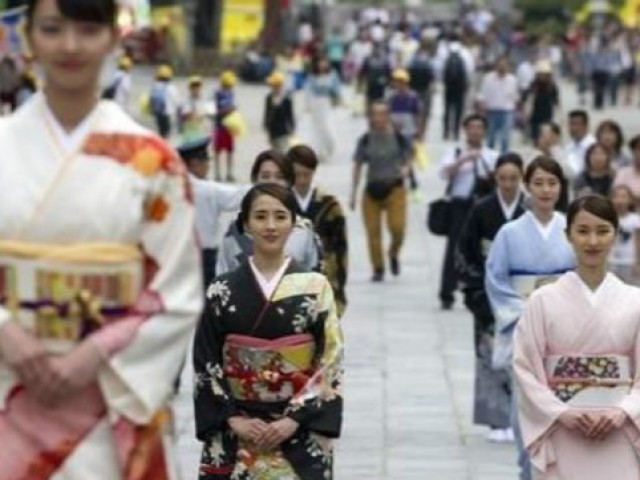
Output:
[487,110,514,153]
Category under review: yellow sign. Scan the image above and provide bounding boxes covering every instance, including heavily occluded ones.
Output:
[221,0,265,54]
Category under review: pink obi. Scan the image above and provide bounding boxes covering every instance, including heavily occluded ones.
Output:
[223,334,316,403]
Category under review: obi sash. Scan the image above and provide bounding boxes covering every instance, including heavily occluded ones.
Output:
[511,273,563,300]
[545,354,633,407]
[0,240,143,354]
[223,333,315,403]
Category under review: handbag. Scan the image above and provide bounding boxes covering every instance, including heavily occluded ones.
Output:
[427,148,458,236]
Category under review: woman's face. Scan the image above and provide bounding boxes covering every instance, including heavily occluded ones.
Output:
[28,0,116,93]
[255,160,289,188]
[494,163,522,200]
[526,168,561,212]
[588,146,609,173]
[245,194,294,256]
[612,187,633,215]
[567,210,616,270]
[598,128,618,151]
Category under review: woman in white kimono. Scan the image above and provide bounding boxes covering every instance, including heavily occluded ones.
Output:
[0,0,202,478]
[216,150,323,276]
[514,195,640,480]
[486,156,576,480]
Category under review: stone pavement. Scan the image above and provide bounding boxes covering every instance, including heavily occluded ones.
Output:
[149,73,639,479]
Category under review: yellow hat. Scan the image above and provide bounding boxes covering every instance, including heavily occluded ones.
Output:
[267,71,285,86]
[220,70,237,87]
[189,75,203,86]
[119,56,133,70]
[156,64,173,80]
[392,68,410,83]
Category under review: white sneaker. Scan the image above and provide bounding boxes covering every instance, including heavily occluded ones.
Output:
[503,428,515,443]
[487,429,505,443]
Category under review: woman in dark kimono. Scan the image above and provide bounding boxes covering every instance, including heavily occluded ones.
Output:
[456,153,526,442]
[194,183,344,480]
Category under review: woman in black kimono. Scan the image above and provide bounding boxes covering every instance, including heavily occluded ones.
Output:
[194,183,343,480]
[456,153,526,442]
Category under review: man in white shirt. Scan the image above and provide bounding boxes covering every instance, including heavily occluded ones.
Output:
[177,137,250,287]
[477,56,518,153]
[564,109,596,178]
[438,114,499,309]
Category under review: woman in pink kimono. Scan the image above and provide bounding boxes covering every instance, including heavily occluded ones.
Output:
[514,194,640,480]
[0,0,202,478]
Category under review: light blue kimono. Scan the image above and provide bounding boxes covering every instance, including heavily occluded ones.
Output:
[486,211,576,369]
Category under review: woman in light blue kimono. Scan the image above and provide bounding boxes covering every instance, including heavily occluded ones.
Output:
[486,156,576,480]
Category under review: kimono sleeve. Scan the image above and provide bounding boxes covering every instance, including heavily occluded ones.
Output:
[286,277,344,438]
[193,284,238,441]
[618,316,640,434]
[97,157,203,425]
[456,205,484,290]
[513,292,569,473]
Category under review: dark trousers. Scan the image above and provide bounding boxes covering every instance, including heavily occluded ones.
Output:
[155,113,172,138]
[439,198,473,305]
[443,88,466,141]
[592,71,610,110]
[202,248,218,289]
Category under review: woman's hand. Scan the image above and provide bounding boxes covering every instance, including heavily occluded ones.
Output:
[0,322,54,402]
[255,417,299,451]
[586,408,627,441]
[558,410,595,437]
[228,416,269,443]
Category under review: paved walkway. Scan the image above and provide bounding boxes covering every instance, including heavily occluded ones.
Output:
[155,74,640,479]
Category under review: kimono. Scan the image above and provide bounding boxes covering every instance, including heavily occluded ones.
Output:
[193,260,343,480]
[295,187,348,318]
[457,192,526,428]
[514,272,640,479]
[486,212,576,370]
[0,93,203,479]
[216,218,323,276]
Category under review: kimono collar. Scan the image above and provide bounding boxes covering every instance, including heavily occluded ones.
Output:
[249,257,292,299]
[527,211,564,241]
[294,187,315,214]
[497,190,523,221]
[41,93,100,155]
[568,271,616,307]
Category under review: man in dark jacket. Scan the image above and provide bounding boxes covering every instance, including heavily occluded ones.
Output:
[263,71,295,153]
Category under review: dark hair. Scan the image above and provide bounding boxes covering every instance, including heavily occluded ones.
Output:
[27,0,117,26]
[237,183,297,234]
[250,149,296,187]
[584,143,612,172]
[494,152,524,173]
[596,120,624,153]
[286,144,319,171]
[629,134,640,151]
[524,155,565,185]
[568,109,589,125]
[567,195,619,231]
[543,121,562,137]
[463,113,488,129]
[612,184,636,211]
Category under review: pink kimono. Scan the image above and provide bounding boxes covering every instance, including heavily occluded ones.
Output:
[514,272,640,480]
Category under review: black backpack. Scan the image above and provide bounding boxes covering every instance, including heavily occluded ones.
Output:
[365,55,391,88]
[409,54,434,92]
[102,77,122,100]
[444,51,467,88]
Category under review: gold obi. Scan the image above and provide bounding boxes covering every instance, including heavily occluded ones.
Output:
[546,354,633,407]
[223,334,316,403]
[0,240,143,353]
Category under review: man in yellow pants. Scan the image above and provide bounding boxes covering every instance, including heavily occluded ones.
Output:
[350,101,412,282]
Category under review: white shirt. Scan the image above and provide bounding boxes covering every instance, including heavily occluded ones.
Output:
[565,134,596,176]
[530,211,562,240]
[498,191,521,220]
[516,61,535,92]
[439,145,499,199]
[294,187,314,214]
[610,212,640,266]
[478,71,518,111]
[249,257,291,299]
[189,175,250,249]
[114,71,132,112]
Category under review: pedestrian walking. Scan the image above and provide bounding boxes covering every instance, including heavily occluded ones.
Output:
[0,0,202,477]
[522,60,560,145]
[288,145,349,317]
[442,36,471,141]
[149,64,179,139]
[178,75,212,143]
[565,109,596,178]
[438,114,498,309]
[572,143,615,199]
[351,101,411,282]
[194,183,343,480]
[102,55,132,112]
[591,38,618,110]
[263,71,295,154]
[359,43,392,108]
[486,157,576,480]
[514,195,640,480]
[596,119,628,167]
[216,150,322,275]
[610,185,640,284]
[408,37,436,133]
[214,70,239,182]
[477,55,518,153]
[457,153,526,443]
[613,135,640,205]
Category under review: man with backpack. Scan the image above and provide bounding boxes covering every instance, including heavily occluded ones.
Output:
[442,36,471,141]
[102,56,133,112]
[350,101,412,282]
[409,38,436,134]
[149,65,180,139]
[359,43,392,108]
